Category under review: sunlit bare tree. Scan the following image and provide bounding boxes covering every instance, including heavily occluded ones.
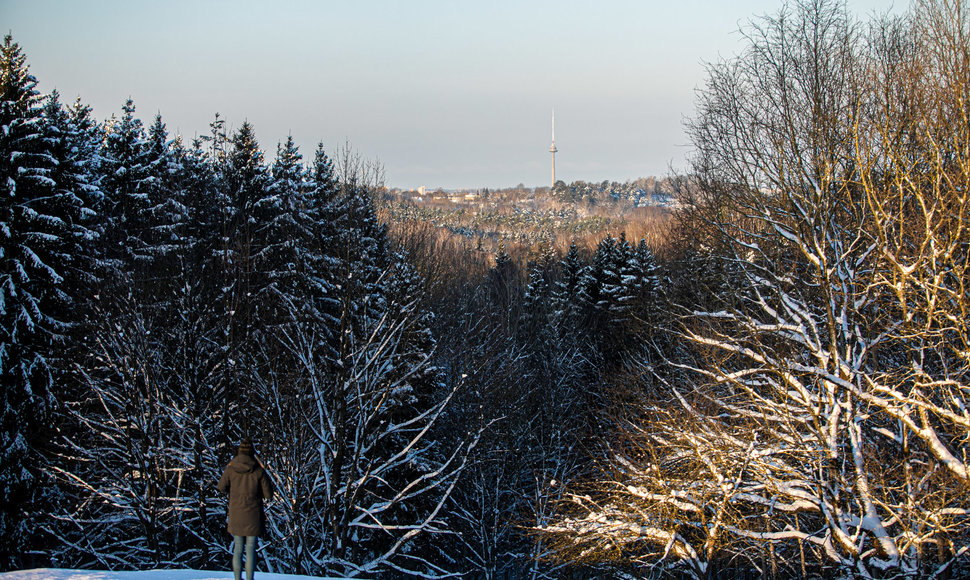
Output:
[541,1,970,577]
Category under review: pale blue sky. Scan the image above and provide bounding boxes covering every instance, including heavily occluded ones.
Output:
[2,0,900,189]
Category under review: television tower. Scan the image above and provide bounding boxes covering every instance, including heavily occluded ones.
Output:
[549,110,558,189]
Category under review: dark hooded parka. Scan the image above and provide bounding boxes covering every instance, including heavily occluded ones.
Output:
[218,451,274,537]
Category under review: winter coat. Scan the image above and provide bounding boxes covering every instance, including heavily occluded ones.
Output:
[218,453,274,537]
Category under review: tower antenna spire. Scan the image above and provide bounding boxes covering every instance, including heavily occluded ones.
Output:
[549,109,558,188]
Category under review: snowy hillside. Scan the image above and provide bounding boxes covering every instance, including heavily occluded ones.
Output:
[0,570,343,580]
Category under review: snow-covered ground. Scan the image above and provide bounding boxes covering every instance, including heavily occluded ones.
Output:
[1,570,342,580]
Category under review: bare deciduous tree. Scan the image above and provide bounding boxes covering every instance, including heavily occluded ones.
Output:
[541,1,970,577]
[258,261,480,578]
[332,138,386,194]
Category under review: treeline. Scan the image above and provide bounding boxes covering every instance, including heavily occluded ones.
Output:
[551,177,676,207]
[0,34,467,576]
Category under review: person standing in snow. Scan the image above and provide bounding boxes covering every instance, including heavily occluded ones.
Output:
[218,439,274,580]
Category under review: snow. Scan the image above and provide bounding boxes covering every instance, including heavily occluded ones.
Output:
[1,570,345,580]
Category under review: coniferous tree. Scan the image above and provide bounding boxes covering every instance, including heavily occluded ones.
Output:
[258,135,312,326]
[553,241,586,334]
[484,243,521,334]
[162,135,227,566]
[143,114,186,294]
[0,36,101,568]
[39,93,103,364]
[219,122,269,433]
[101,99,155,273]
[51,105,199,570]
[625,238,663,327]
[591,234,625,319]
[40,91,103,304]
[520,249,558,351]
[302,143,342,353]
[34,91,105,568]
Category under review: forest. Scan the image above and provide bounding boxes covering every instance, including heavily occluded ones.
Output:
[377,178,673,279]
[1,0,968,578]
